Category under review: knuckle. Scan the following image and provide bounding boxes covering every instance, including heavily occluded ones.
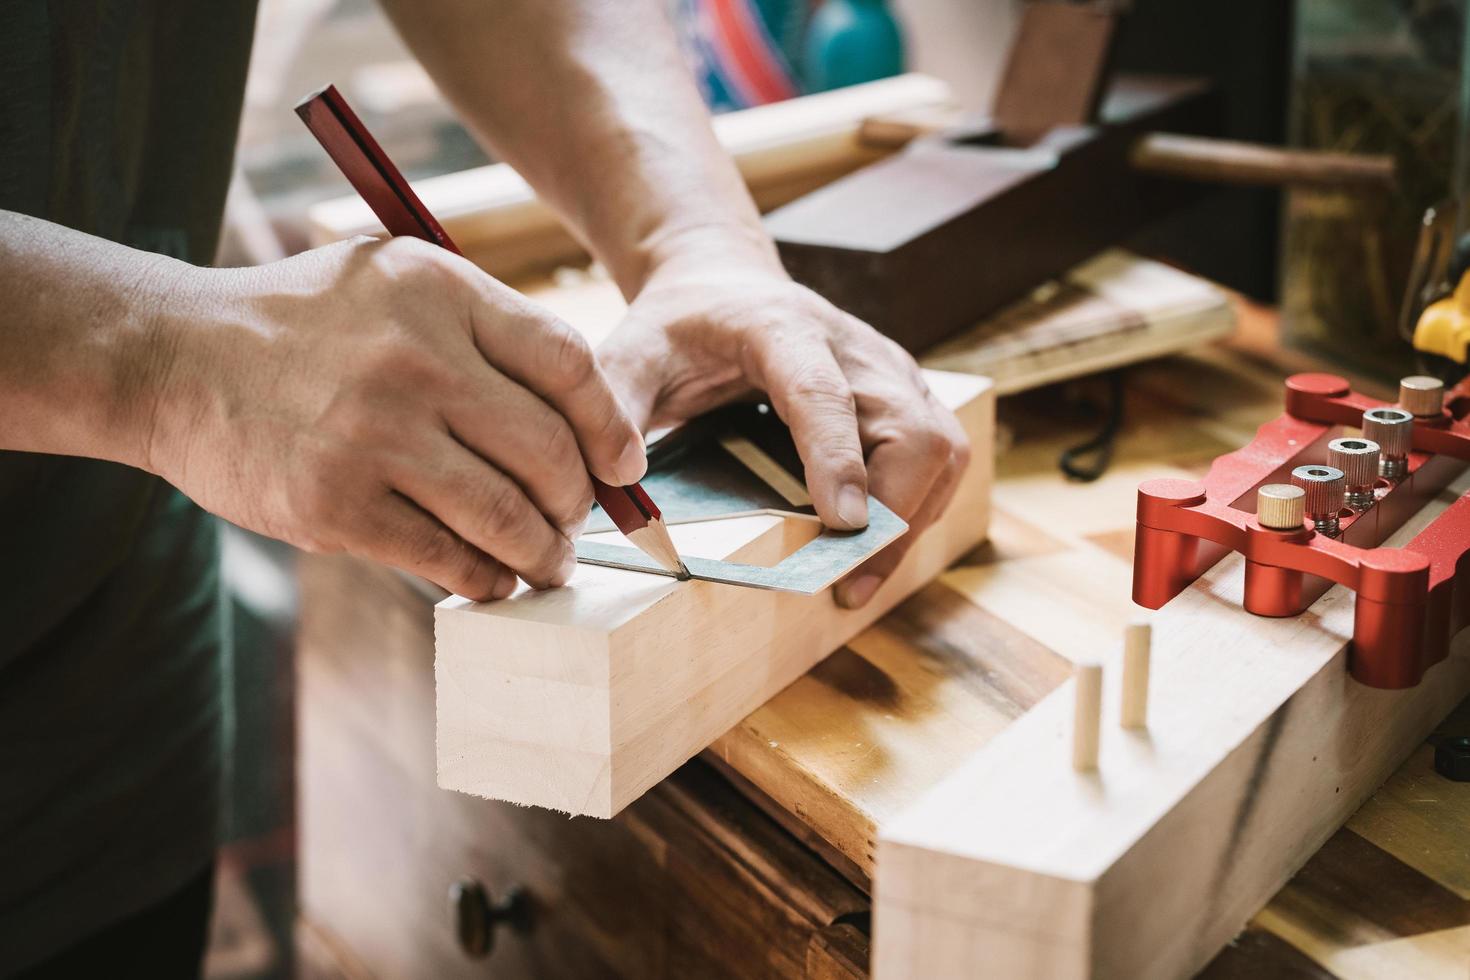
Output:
[361,337,452,398]
[411,533,487,597]
[376,235,442,275]
[544,418,582,467]
[477,479,532,541]
[524,543,565,583]
[569,486,595,528]
[894,414,952,464]
[949,429,973,471]
[590,398,630,445]
[546,322,596,387]
[917,422,953,462]
[335,400,387,448]
[405,524,455,572]
[787,365,852,408]
[288,459,342,531]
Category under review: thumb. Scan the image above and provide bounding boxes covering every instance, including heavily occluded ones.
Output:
[596,324,662,435]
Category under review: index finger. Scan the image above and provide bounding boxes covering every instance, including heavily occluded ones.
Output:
[463,276,648,487]
[747,333,869,530]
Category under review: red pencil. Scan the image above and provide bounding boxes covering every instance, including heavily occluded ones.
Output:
[295,84,688,581]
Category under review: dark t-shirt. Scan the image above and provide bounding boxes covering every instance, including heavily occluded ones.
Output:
[0,2,258,972]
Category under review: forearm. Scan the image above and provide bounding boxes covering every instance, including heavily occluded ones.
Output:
[379,0,779,296]
[0,211,186,469]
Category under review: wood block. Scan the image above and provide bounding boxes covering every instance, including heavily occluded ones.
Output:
[872,469,1470,979]
[435,371,994,818]
[299,553,870,979]
[764,75,1218,354]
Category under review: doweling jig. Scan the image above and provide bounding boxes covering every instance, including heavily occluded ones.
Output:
[1132,372,1470,689]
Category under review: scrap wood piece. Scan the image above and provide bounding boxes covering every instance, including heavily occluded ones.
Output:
[920,250,1235,396]
[873,469,1470,980]
[434,370,994,818]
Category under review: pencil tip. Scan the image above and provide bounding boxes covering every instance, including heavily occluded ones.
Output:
[626,519,689,580]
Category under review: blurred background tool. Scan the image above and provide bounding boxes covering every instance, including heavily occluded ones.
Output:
[766,0,1399,355]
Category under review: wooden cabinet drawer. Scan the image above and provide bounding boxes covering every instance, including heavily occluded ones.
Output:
[299,554,870,979]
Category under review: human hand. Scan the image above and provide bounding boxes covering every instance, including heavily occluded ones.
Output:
[598,234,969,609]
[144,236,646,600]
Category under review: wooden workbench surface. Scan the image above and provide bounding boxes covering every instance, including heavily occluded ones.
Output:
[525,275,1470,977]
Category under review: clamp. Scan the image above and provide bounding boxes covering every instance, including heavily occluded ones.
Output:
[1132,373,1470,688]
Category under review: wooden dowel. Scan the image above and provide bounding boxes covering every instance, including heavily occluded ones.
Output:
[856,105,960,150]
[1121,622,1151,729]
[1130,133,1396,191]
[1072,663,1102,771]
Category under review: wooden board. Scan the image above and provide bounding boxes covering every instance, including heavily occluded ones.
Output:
[306,73,954,278]
[434,371,994,818]
[920,249,1235,395]
[870,461,1470,979]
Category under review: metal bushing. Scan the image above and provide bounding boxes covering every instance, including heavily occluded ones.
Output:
[1290,464,1346,536]
[1362,406,1415,480]
[1327,437,1380,510]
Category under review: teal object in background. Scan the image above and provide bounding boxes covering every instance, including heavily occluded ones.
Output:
[802,0,905,93]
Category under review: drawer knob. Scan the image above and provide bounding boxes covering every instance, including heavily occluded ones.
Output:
[450,878,534,958]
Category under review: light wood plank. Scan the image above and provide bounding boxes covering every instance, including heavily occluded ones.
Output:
[434,371,993,817]
[708,581,1073,874]
[940,548,1134,665]
[920,251,1235,395]
[873,470,1470,980]
[1322,926,1470,980]
[307,74,954,276]
[1348,743,1470,901]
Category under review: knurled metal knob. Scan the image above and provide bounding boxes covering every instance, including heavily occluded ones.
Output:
[1327,437,1380,510]
[1257,484,1305,531]
[1361,406,1415,479]
[1291,464,1346,536]
[1399,375,1445,417]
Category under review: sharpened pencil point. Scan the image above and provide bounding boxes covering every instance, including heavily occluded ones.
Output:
[625,519,688,580]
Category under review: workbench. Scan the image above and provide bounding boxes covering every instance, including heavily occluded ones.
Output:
[296,286,1470,979]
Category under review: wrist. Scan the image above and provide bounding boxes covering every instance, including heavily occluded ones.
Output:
[126,261,223,478]
[631,220,788,295]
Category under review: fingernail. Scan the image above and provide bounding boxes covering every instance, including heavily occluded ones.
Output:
[492,565,519,599]
[836,484,869,529]
[616,432,648,484]
[836,573,882,609]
